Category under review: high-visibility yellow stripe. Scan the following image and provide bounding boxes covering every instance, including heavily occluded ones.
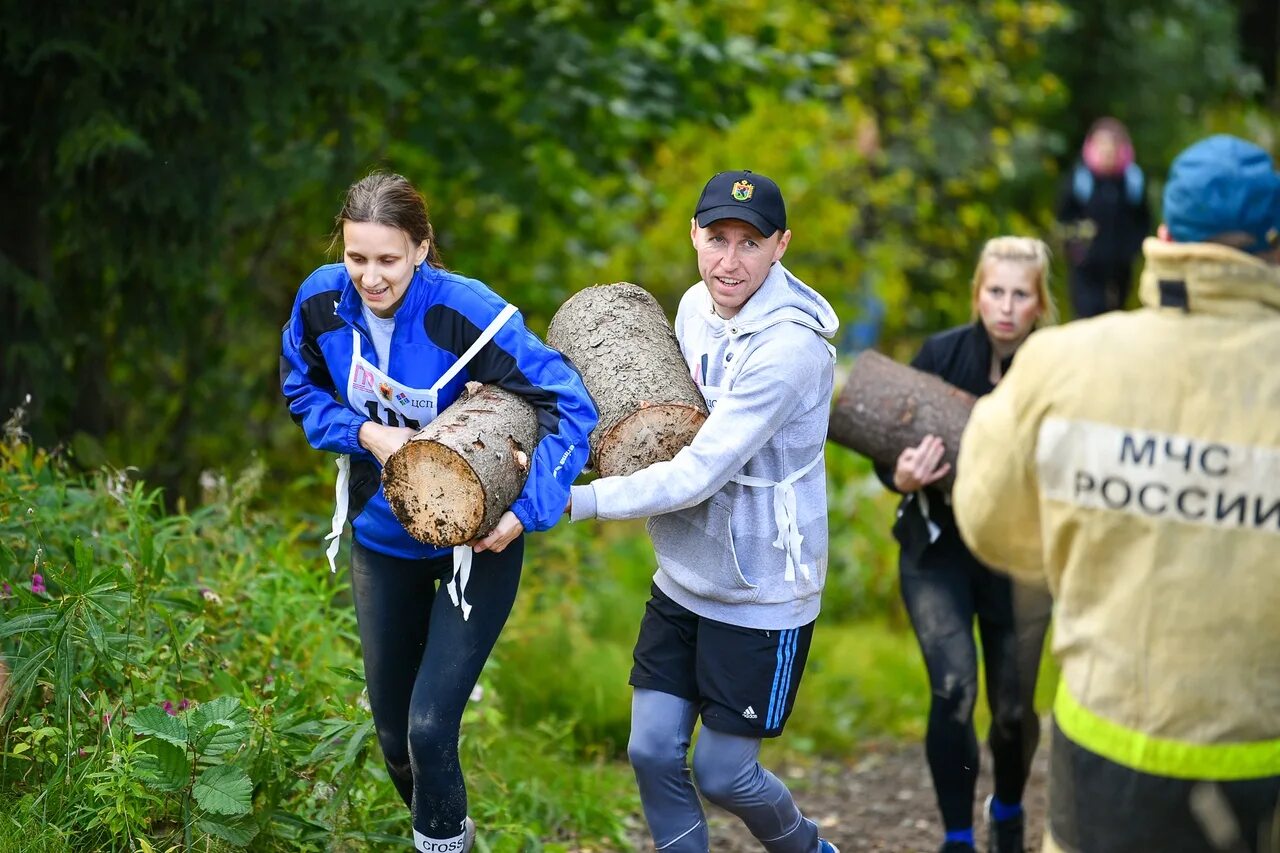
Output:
[1054,685,1280,780]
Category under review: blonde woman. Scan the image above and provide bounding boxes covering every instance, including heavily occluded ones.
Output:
[874,237,1057,853]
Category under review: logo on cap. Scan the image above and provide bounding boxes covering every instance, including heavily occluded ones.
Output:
[732,180,754,202]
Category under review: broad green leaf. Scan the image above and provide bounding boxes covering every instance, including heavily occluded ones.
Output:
[138,739,189,792]
[126,706,188,748]
[196,813,260,846]
[189,697,249,756]
[192,765,252,816]
[189,697,247,734]
[200,721,249,757]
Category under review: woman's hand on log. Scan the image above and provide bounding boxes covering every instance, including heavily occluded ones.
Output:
[892,434,951,492]
[471,510,524,553]
[359,422,417,466]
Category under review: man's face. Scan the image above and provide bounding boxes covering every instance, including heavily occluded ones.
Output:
[690,218,791,319]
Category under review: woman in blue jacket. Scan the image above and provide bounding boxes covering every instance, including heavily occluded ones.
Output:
[281,172,597,850]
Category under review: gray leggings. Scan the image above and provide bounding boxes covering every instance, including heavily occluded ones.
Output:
[628,688,819,852]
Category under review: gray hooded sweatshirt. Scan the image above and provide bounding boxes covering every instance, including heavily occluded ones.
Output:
[570,262,839,629]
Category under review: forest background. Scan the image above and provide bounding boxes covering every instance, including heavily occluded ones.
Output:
[1,1,1277,850]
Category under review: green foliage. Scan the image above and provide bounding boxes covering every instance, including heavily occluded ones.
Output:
[1049,0,1263,168]
[2,1,1271,501]
[0,413,936,848]
[1,4,1269,845]
[0,1,813,501]
[569,1,1074,339]
[0,438,646,849]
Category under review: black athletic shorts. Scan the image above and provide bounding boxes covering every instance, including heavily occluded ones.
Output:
[629,582,815,738]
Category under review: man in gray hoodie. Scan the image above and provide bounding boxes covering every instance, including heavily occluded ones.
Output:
[570,170,840,853]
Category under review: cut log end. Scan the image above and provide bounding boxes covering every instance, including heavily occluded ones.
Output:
[382,439,487,546]
[596,403,707,478]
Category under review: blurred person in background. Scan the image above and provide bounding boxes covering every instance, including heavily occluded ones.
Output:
[1056,118,1151,318]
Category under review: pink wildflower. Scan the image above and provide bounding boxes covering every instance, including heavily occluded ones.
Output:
[30,573,45,595]
[163,700,176,716]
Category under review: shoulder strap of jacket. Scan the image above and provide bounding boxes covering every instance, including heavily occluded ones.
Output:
[1072,162,1094,207]
[1123,163,1145,206]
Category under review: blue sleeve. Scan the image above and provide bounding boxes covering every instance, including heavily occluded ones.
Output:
[424,285,599,532]
[280,284,365,455]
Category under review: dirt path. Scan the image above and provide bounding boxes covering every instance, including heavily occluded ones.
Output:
[626,722,1050,852]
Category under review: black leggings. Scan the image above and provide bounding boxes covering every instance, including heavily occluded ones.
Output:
[350,539,522,837]
[900,547,1052,831]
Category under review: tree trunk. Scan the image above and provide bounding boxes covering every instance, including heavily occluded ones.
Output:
[547,283,708,478]
[828,350,975,490]
[382,383,539,546]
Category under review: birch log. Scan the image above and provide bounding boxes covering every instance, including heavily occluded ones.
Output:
[827,350,975,490]
[383,383,538,546]
[547,283,708,478]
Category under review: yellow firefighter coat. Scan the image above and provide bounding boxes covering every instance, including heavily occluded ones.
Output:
[954,238,1280,852]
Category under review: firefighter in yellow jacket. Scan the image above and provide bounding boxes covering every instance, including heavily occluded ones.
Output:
[954,134,1280,853]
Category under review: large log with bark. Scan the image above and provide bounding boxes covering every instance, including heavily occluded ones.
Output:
[828,349,975,490]
[547,283,708,478]
[382,383,538,546]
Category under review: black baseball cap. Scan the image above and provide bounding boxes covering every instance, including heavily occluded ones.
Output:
[694,170,787,237]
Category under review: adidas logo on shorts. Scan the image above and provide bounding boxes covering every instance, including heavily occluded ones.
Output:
[742,706,758,719]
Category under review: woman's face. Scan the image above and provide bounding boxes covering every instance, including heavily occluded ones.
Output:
[976,260,1042,348]
[343,220,428,318]
[1092,130,1119,172]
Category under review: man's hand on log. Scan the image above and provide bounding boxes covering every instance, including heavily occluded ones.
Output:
[359,422,417,466]
[893,434,951,492]
[471,510,524,553]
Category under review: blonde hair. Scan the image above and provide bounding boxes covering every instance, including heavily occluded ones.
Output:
[970,236,1058,327]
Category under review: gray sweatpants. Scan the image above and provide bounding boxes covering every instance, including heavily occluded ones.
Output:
[628,688,820,852]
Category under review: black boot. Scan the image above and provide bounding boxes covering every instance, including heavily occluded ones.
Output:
[985,796,1025,853]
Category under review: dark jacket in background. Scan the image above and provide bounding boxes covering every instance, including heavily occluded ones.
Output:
[1056,162,1151,271]
[1056,164,1152,317]
[874,322,1010,569]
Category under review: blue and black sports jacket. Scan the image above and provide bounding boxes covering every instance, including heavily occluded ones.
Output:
[281,262,598,559]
